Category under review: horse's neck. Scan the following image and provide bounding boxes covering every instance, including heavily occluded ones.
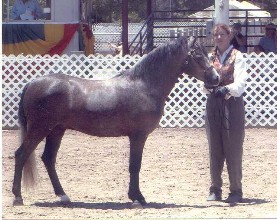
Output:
[147,60,181,99]
[138,66,179,100]
[131,44,185,99]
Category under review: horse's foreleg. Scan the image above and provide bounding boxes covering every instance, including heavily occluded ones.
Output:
[128,133,148,206]
[41,127,70,204]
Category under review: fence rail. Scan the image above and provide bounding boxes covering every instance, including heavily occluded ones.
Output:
[2,53,277,129]
[93,8,277,55]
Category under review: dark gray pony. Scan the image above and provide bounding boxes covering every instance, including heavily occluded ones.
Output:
[12,36,219,207]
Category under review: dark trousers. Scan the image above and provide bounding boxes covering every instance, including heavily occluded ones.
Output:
[205,94,245,192]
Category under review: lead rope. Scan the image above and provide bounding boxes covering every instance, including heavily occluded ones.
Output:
[218,98,230,131]
[212,96,230,131]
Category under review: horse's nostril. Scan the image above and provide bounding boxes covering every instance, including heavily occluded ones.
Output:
[206,73,220,87]
[211,72,220,85]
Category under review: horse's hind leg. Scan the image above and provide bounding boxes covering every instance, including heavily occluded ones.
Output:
[41,127,70,204]
[12,132,44,206]
[128,133,148,206]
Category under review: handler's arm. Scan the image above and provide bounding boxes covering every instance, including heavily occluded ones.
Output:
[225,51,248,97]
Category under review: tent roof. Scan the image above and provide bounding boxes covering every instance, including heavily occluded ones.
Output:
[189,0,271,19]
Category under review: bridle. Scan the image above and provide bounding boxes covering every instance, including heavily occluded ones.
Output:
[183,46,216,86]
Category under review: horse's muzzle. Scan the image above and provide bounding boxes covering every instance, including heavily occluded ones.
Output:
[205,68,220,88]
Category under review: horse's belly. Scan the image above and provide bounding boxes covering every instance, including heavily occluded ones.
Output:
[68,112,160,137]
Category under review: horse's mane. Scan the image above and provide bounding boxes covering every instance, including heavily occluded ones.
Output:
[127,37,188,80]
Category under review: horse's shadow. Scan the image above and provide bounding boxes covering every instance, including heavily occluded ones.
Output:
[33,198,269,210]
[33,201,190,210]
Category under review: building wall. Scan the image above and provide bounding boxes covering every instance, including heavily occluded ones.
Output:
[52,0,79,22]
[52,0,80,54]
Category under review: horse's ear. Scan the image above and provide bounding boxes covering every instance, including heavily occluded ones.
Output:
[188,36,197,47]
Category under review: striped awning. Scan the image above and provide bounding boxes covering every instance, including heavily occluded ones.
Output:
[2,23,79,55]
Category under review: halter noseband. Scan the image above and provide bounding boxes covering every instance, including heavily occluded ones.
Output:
[185,48,215,80]
[183,46,218,88]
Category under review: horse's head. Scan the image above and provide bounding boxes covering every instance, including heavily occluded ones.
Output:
[181,37,219,88]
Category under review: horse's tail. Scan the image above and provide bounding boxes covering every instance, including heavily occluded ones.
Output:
[23,152,38,190]
[18,84,28,139]
[19,83,38,189]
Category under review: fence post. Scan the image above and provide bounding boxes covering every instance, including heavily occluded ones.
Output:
[214,0,229,25]
[146,13,154,53]
[122,0,129,55]
[245,9,249,52]
[139,32,143,56]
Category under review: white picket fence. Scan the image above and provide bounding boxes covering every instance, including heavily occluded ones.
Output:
[2,53,277,129]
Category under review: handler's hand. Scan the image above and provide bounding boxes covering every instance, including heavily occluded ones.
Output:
[214,86,229,98]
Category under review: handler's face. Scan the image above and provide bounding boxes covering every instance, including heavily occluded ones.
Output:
[213,28,231,52]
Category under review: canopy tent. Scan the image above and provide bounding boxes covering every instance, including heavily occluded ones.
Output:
[189,0,271,20]
[2,0,96,56]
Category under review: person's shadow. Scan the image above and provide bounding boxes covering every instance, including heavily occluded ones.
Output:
[208,198,270,207]
[239,198,270,205]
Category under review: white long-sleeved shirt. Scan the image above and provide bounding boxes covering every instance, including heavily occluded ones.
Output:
[203,45,248,97]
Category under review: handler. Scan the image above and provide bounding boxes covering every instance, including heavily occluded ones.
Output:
[204,23,248,203]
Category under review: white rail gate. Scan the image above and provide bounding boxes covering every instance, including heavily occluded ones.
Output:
[2,53,277,129]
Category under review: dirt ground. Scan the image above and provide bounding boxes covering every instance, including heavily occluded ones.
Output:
[2,127,277,219]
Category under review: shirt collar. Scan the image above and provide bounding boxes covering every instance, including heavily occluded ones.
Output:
[217,45,234,64]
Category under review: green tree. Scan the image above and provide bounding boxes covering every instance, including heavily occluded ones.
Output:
[85,0,276,23]
[248,0,277,17]
[88,0,147,23]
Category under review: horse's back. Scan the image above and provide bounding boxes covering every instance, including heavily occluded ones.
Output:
[25,74,76,102]
[22,74,82,124]
[21,74,121,132]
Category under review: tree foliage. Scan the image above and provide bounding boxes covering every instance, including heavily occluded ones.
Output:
[249,0,277,17]
[87,0,277,23]
[88,0,214,23]
[3,0,276,23]
[87,0,148,23]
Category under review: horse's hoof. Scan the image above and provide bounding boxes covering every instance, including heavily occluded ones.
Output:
[59,195,71,205]
[131,200,143,209]
[13,197,24,206]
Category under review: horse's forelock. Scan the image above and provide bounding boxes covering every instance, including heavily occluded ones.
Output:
[196,41,208,57]
[191,40,208,59]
